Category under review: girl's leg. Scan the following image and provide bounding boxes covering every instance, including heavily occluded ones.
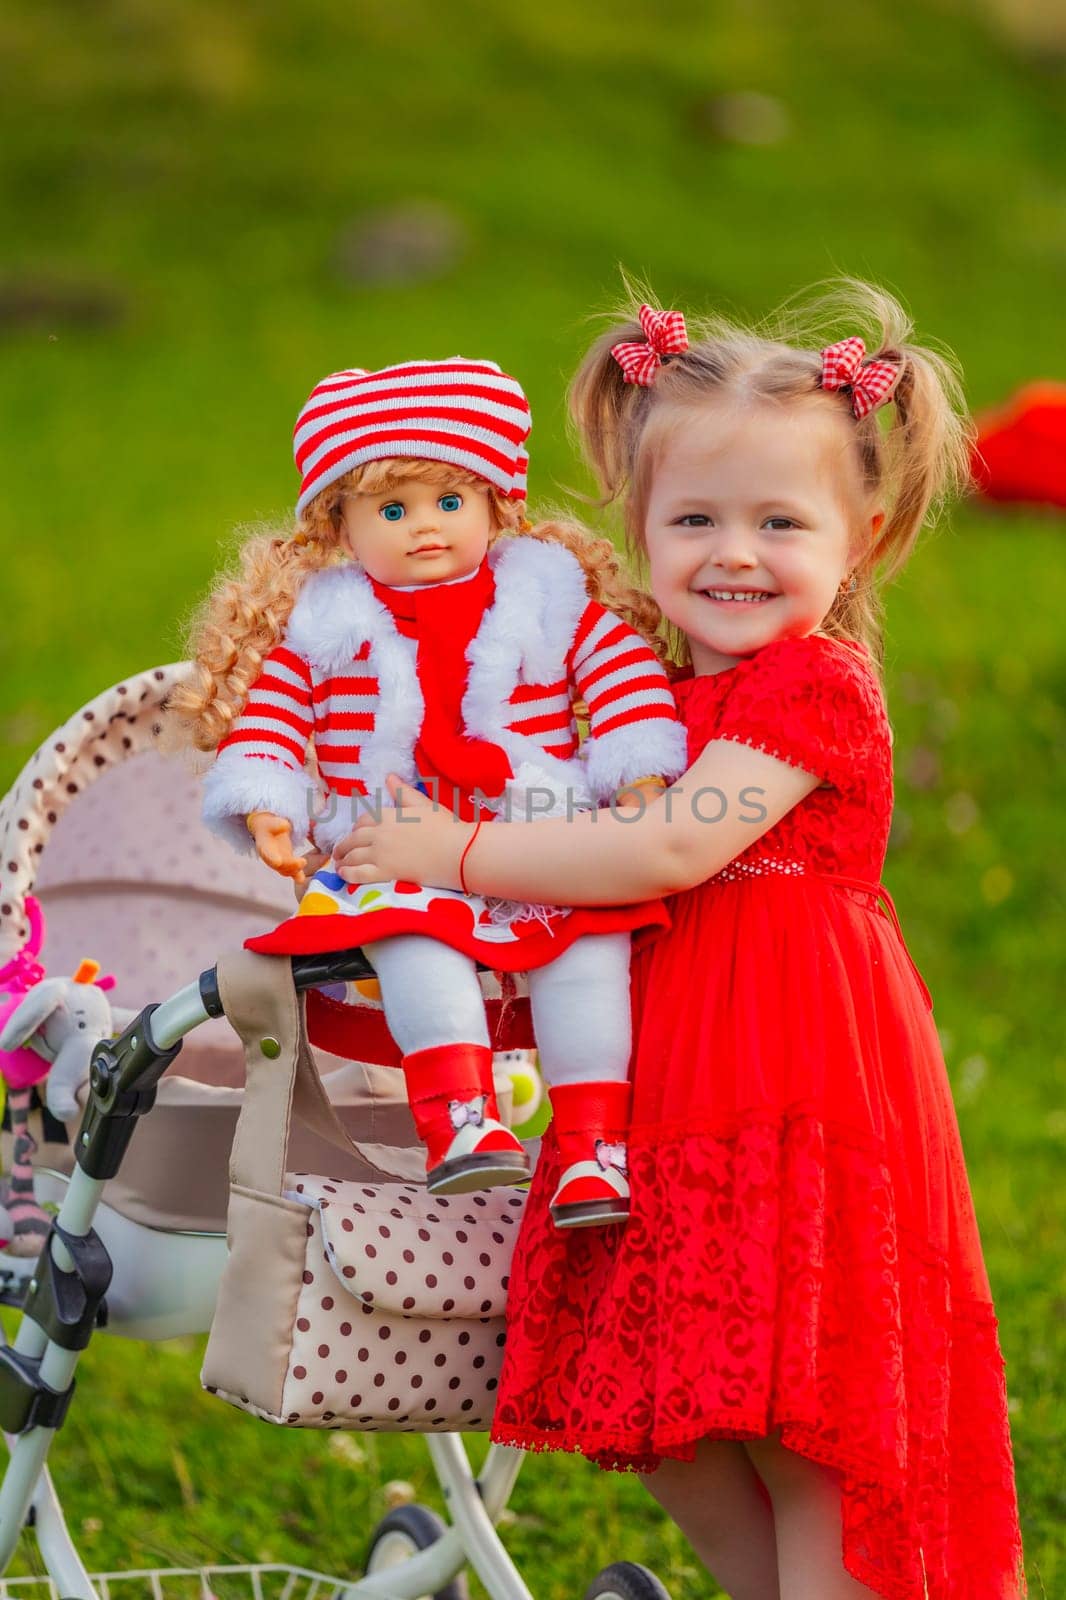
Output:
[641,1438,780,1600]
[743,1436,875,1599]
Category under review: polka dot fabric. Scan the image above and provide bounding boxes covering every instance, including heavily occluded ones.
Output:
[299,1175,521,1318]
[0,664,194,962]
[208,1177,525,1431]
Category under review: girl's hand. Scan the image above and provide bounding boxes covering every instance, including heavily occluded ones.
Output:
[333,776,472,890]
[301,845,331,878]
[247,810,308,885]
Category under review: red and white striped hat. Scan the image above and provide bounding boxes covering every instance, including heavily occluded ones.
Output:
[293,357,532,517]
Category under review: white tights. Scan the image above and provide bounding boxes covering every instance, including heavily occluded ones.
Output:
[362,932,632,1085]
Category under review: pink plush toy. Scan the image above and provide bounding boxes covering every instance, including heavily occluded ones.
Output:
[0,898,52,1090]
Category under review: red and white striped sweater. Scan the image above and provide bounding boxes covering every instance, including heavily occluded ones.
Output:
[203,535,687,854]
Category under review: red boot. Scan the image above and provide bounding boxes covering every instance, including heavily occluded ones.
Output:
[548,1080,631,1230]
[402,1042,531,1195]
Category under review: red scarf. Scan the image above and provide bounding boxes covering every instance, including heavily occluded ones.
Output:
[369,560,513,821]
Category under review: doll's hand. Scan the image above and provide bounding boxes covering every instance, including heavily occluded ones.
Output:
[614,776,668,811]
[292,845,329,901]
[247,811,308,885]
[333,776,471,891]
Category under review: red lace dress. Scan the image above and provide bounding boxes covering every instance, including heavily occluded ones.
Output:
[492,635,1024,1600]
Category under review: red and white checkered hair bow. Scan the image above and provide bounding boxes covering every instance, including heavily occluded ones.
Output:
[820,337,900,420]
[611,303,689,387]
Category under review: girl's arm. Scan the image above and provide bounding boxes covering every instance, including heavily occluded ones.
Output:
[335,741,820,904]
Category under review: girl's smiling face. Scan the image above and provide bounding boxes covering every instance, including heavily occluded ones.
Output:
[643,398,880,675]
[340,475,495,586]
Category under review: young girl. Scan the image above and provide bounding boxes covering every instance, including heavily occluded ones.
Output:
[337,289,1025,1598]
[168,356,687,1222]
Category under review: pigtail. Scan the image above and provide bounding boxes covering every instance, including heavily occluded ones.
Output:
[810,282,972,666]
[568,300,660,523]
[525,290,677,658]
[789,280,972,589]
[875,341,973,582]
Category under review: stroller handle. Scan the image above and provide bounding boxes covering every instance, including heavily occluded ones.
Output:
[75,951,378,1184]
[197,948,380,1019]
[78,946,490,1182]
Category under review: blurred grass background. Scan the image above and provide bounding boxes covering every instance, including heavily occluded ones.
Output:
[0,1,1063,1595]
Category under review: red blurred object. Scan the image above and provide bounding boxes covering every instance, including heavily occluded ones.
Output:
[972,381,1066,508]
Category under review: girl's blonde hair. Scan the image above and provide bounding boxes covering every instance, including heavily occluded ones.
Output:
[168,455,666,752]
[569,277,973,671]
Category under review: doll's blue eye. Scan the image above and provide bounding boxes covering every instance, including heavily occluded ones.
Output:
[438,493,463,513]
[380,502,405,522]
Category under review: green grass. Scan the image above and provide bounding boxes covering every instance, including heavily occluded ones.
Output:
[1,1,1063,1594]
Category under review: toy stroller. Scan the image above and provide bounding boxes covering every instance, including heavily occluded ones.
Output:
[0,665,671,1600]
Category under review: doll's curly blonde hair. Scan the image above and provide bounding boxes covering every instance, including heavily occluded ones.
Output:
[168,456,667,752]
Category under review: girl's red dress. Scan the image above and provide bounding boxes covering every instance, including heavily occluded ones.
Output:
[492,634,1024,1600]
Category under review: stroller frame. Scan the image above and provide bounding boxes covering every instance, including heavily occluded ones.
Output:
[0,952,534,1600]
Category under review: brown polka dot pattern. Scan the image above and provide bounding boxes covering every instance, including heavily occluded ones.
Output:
[0,664,184,960]
[0,663,307,1065]
[215,1175,525,1432]
[297,1174,522,1319]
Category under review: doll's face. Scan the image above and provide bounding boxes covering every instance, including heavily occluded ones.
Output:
[339,475,495,586]
[643,398,877,675]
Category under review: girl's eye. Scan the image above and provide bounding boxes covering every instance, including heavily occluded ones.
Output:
[380,502,406,522]
[438,493,463,513]
[675,514,712,527]
[764,517,798,531]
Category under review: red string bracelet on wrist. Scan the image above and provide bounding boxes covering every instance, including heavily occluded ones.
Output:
[459,816,485,895]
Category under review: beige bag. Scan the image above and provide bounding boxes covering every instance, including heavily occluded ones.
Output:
[201,950,525,1431]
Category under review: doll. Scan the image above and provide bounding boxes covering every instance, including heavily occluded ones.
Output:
[170,357,687,1226]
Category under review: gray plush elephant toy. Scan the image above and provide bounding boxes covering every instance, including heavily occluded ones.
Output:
[0,963,134,1259]
[0,976,126,1123]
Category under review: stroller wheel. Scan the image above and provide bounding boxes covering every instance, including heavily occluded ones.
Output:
[584,1562,673,1600]
[364,1502,469,1600]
